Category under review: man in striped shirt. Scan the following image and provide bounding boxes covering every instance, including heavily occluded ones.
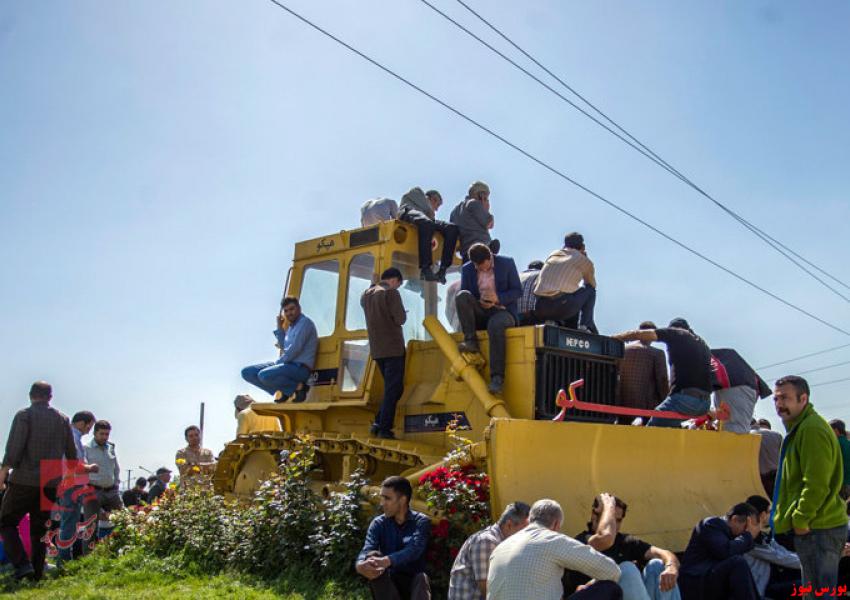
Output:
[533,232,598,334]
[487,499,621,600]
[448,501,530,600]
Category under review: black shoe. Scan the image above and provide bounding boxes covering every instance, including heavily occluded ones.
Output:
[435,267,447,284]
[376,430,396,440]
[273,390,288,403]
[369,423,379,436]
[458,340,480,354]
[488,375,504,395]
[420,267,439,282]
[489,239,500,255]
[293,385,309,403]
[13,562,35,581]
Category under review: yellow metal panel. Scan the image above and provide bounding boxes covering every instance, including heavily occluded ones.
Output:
[487,419,763,552]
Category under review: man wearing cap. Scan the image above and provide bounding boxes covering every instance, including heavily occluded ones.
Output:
[147,468,172,502]
[613,319,713,427]
[234,394,282,436]
[450,181,499,262]
[533,232,598,334]
[399,187,459,284]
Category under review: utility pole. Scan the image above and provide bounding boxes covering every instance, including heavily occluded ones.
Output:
[126,469,132,491]
[199,402,205,446]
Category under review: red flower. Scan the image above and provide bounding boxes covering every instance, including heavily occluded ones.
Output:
[434,519,450,539]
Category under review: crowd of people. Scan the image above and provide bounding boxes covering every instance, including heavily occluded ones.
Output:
[0,381,217,580]
[355,373,850,599]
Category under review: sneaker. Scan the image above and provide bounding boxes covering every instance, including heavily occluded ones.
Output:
[435,267,447,284]
[293,385,309,403]
[458,340,480,354]
[577,325,592,334]
[420,267,439,282]
[488,375,504,395]
[13,562,35,581]
[376,430,396,440]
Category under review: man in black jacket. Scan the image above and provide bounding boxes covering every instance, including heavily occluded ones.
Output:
[679,503,762,600]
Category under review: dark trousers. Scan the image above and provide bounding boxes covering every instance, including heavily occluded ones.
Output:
[368,571,430,600]
[795,525,846,590]
[680,556,760,600]
[533,287,597,333]
[567,580,622,600]
[400,208,458,270]
[761,470,777,498]
[374,354,405,434]
[0,483,56,579]
[455,290,515,378]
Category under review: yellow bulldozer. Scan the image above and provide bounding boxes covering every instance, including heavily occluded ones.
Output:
[213,219,763,551]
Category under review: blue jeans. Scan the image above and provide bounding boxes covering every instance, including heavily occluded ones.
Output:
[795,525,846,589]
[242,361,310,397]
[647,392,710,428]
[618,560,682,600]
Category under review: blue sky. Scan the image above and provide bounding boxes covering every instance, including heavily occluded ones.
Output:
[1,1,848,485]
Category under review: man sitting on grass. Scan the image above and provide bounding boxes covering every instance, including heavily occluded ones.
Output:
[356,476,431,600]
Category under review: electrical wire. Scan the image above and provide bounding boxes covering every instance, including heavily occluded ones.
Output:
[757,343,850,371]
[432,0,850,303]
[811,376,850,389]
[263,0,850,340]
[795,359,850,377]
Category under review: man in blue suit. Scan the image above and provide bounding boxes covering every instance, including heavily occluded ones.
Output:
[455,243,522,395]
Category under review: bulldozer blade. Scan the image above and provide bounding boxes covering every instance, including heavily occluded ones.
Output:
[486,418,764,551]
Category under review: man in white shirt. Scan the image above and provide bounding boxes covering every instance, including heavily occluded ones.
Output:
[487,498,621,600]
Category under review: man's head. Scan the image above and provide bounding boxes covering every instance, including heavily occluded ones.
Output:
[527,260,544,271]
[773,375,810,423]
[467,181,490,203]
[725,502,759,536]
[638,321,657,346]
[281,296,302,324]
[185,425,201,447]
[380,267,404,290]
[668,318,693,333]
[234,394,254,418]
[757,418,772,430]
[528,498,564,532]
[588,495,628,534]
[93,420,111,445]
[830,419,847,438]
[72,411,96,434]
[135,477,148,490]
[156,467,172,483]
[497,501,531,538]
[746,495,771,529]
[563,232,585,252]
[468,243,493,272]
[29,381,52,404]
[425,189,443,213]
[379,475,412,520]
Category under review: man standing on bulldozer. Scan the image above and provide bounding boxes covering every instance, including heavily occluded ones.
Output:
[362,267,407,439]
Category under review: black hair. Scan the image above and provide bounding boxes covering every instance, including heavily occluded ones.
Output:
[775,375,810,398]
[381,475,413,503]
[746,495,770,515]
[468,243,492,265]
[29,381,52,400]
[726,502,758,520]
[72,411,96,425]
[829,419,846,436]
[135,477,148,488]
[93,419,111,433]
[564,232,584,250]
[639,321,656,330]
[527,260,544,271]
[281,296,300,309]
[381,267,404,283]
[184,425,200,439]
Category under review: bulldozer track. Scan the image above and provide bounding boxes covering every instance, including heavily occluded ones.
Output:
[213,431,443,495]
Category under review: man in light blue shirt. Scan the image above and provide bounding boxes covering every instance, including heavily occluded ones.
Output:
[242,296,318,403]
[57,411,99,566]
[82,420,123,548]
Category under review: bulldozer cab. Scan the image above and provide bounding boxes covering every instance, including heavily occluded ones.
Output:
[220,219,764,552]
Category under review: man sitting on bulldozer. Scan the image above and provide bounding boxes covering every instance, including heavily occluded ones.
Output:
[241,296,317,403]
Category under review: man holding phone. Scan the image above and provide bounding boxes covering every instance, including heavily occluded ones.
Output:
[454,243,522,395]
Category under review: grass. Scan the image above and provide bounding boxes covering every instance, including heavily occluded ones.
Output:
[0,549,371,600]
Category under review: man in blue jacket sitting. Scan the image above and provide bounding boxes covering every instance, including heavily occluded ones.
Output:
[455,242,522,395]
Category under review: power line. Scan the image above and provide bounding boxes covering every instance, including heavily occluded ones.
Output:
[757,343,850,371]
[811,376,850,389]
[263,0,850,340]
[430,0,850,303]
[795,359,850,376]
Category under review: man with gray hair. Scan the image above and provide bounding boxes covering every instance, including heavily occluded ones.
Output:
[450,181,499,262]
[448,501,531,599]
[488,499,621,600]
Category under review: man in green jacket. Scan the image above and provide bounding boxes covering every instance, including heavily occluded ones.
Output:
[772,375,847,589]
